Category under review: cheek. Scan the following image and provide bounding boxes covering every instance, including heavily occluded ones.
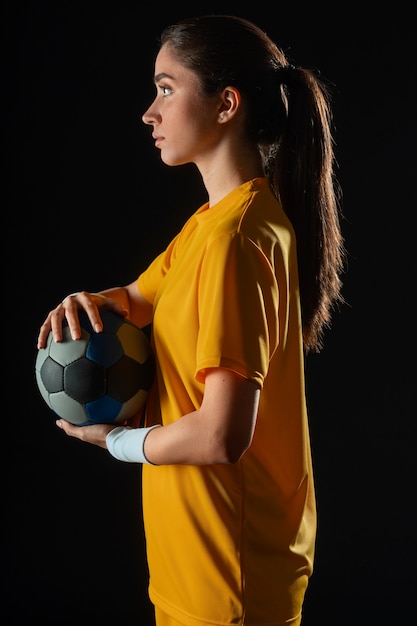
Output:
[187,102,218,138]
[160,99,219,164]
[172,104,213,145]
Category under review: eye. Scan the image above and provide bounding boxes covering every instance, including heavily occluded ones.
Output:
[159,84,172,96]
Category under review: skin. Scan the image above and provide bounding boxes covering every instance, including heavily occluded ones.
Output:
[37,44,264,465]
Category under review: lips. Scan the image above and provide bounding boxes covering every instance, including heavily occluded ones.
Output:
[152,133,163,147]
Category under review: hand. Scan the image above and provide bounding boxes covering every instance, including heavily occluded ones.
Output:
[56,419,116,449]
[37,291,128,349]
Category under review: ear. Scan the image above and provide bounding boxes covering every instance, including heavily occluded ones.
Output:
[217,86,241,123]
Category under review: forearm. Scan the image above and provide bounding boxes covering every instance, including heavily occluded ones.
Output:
[142,411,235,465]
[99,283,153,328]
[109,371,259,466]
[107,412,233,466]
[56,413,225,466]
[97,286,131,314]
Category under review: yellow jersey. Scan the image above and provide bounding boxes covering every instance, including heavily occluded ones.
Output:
[138,178,316,626]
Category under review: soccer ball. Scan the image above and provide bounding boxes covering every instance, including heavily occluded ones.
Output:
[35,309,155,426]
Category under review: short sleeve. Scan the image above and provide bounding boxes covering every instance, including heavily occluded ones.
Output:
[196,232,279,387]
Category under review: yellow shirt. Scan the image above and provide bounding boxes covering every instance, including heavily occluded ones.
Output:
[138,178,316,626]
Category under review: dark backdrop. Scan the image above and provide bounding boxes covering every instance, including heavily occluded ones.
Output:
[5,2,415,625]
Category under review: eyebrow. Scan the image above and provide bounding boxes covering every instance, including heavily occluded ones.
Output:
[154,72,175,83]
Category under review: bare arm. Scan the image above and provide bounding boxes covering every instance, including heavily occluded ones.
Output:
[56,368,261,465]
[37,280,153,349]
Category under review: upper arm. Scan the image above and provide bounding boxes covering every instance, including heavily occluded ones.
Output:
[198,368,261,463]
[144,367,261,466]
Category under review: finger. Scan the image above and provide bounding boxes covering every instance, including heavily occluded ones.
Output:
[37,314,54,349]
[70,292,128,334]
[56,419,81,438]
[56,419,91,440]
[59,292,101,340]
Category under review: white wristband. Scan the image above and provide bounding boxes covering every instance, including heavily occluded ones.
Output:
[106,425,160,464]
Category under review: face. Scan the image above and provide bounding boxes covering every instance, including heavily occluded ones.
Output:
[142,45,222,167]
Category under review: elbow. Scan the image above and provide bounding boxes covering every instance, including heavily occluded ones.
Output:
[223,448,248,464]
[213,435,252,465]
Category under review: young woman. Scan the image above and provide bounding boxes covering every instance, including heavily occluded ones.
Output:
[37,15,345,626]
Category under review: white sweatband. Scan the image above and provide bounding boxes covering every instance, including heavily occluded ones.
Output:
[106,425,160,464]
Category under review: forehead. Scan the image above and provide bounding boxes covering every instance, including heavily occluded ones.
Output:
[154,44,199,85]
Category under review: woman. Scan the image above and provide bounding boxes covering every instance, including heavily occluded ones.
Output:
[37,15,345,626]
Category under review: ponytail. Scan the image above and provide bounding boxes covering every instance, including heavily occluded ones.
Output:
[271,67,345,352]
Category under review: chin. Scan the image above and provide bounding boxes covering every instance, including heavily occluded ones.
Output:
[160,152,189,167]
[161,157,181,166]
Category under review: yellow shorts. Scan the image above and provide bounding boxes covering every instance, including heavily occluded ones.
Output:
[155,606,185,626]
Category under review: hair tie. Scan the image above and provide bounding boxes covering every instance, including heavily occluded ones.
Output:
[281,64,296,80]
[275,63,297,86]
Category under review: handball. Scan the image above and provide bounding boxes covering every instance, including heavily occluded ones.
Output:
[35,309,155,426]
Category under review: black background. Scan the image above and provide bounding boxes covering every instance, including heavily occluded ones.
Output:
[5,2,416,624]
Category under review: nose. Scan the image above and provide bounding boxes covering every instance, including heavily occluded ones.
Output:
[142,103,159,126]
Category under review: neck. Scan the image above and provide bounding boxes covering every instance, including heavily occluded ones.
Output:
[198,147,265,207]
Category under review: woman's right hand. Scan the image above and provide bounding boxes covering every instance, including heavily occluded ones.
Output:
[36,290,128,349]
